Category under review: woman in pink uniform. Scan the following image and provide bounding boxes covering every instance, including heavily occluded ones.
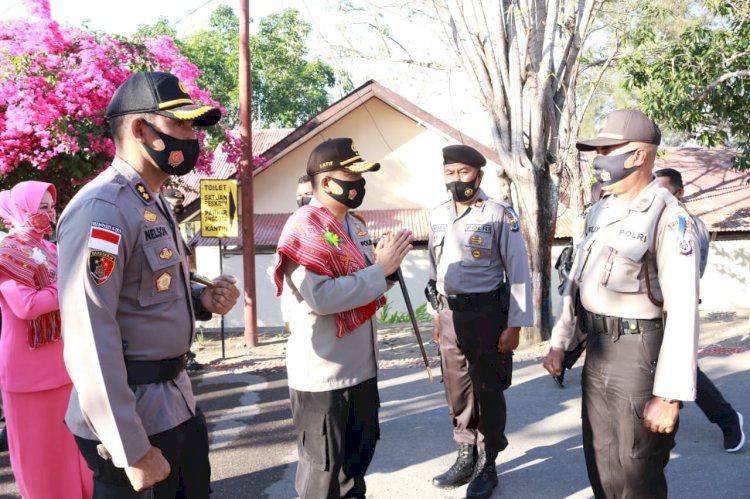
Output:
[0,181,92,498]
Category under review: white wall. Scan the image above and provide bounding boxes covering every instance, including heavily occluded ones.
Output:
[194,240,750,330]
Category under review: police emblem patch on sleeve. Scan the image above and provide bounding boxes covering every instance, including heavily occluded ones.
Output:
[504,207,520,232]
[668,215,694,255]
[89,250,116,285]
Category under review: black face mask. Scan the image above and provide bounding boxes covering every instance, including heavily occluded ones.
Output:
[325,177,366,209]
[142,122,201,177]
[592,150,640,187]
[446,176,479,203]
[296,196,312,207]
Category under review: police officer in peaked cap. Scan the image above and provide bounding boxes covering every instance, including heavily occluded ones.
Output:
[57,71,240,497]
[544,109,701,498]
[427,143,533,499]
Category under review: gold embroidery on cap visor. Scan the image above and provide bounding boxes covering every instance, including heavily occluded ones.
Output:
[168,105,218,120]
[158,98,194,110]
[178,80,188,93]
[343,160,380,173]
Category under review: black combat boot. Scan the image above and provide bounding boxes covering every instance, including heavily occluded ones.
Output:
[431,443,477,489]
[466,450,498,498]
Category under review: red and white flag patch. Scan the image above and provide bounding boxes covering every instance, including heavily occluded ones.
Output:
[88,222,122,255]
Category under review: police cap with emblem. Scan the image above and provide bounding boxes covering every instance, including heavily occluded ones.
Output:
[576,109,661,151]
[442,144,486,168]
[106,71,221,127]
[306,138,381,175]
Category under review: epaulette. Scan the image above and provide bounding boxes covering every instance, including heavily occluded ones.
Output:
[350,211,366,225]
[91,176,126,205]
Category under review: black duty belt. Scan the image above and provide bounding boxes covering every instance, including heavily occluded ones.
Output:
[438,289,502,312]
[583,310,662,339]
[126,354,187,385]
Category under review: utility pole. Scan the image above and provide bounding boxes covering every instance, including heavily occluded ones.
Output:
[239,0,258,346]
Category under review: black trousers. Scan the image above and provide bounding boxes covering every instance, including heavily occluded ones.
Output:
[75,410,210,499]
[695,367,736,426]
[438,302,511,453]
[582,324,675,499]
[289,377,380,499]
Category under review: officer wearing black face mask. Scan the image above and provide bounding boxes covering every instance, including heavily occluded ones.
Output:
[544,109,701,499]
[56,71,241,497]
[295,175,313,208]
[276,137,413,498]
[428,144,532,499]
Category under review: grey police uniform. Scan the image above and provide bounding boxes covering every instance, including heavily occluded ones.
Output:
[279,197,392,498]
[58,158,209,483]
[551,179,700,499]
[429,189,532,452]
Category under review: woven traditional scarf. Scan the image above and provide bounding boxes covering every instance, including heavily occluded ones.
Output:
[274,205,386,337]
[0,181,61,349]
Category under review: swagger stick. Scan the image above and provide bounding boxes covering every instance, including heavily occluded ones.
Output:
[395,267,434,383]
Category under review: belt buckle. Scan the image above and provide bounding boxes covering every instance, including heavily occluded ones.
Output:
[621,319,639,334]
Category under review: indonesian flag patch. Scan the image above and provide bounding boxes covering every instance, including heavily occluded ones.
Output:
[88,222,122,255]
[89,250,116,285]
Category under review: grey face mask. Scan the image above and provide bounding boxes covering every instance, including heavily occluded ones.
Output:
[592,150,640,186]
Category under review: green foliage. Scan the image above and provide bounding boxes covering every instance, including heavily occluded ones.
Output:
[377,301,433,324]
[619,0,750,168]
[134,7,347,130]
[250,9,339,127]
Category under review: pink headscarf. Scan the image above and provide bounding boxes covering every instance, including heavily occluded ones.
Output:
[0,181,60,349]
[0,180,56,234]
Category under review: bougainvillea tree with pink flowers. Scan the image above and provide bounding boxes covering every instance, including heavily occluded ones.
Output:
[0,0,241,205]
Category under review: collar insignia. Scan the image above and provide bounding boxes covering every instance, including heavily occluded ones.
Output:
[135,183,153,203]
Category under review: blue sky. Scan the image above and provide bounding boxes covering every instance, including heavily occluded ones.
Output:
[0,0,300,36]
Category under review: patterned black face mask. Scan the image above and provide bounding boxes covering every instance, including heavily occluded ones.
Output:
[325,177,366,209]
[142,122,201,177]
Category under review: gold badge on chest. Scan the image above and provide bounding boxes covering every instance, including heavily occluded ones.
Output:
[155,271,172,292]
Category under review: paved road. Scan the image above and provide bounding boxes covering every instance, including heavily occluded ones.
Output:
[0,346,748,498]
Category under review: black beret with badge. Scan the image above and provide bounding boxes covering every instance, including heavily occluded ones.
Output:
[306,138,381,175]
[442,144,487,168]
[106,71,221,128]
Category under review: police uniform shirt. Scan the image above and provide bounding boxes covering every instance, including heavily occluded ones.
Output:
[58,157,196,468]
[280,197,389,392]
[551,179,700,401]
[429,189,533,328]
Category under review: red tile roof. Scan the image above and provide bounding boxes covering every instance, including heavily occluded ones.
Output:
[188,208,431,249]
[555,147,750,238]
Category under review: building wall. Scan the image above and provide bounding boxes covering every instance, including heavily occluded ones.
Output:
[194,239,750,331]
[250,99,502,215]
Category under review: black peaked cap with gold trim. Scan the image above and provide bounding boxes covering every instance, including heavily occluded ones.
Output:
[106,72,221,127]
[306,138,381,175]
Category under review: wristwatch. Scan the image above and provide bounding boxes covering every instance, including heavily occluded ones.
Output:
[661,397,678,404]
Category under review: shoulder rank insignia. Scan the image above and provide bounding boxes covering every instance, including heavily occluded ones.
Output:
[89,250,116,285]
[143,210,158,223]
[504,207,520,232]
[350,211,367,225]
[135,182,153,202]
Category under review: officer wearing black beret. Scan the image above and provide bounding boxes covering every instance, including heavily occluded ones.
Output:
[427,143,532,498]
